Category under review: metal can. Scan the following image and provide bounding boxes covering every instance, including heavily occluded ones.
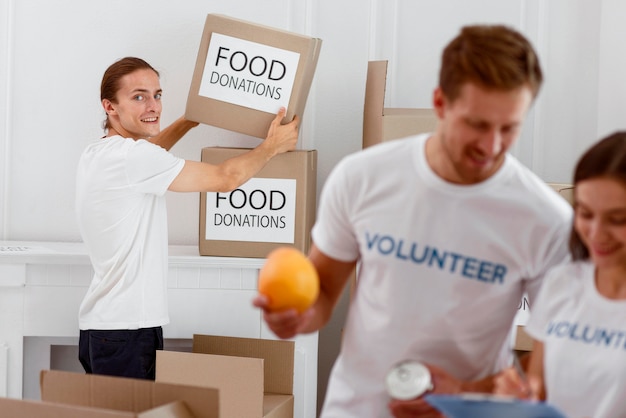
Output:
[385,360,434,400]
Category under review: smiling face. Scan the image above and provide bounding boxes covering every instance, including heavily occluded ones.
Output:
[427,82,533,184]
[102,68,162,140]
[574,177,626,270]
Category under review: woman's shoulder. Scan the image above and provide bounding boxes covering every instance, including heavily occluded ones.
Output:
[543,260,592,295]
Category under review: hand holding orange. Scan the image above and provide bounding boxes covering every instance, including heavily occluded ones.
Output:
[258,247,319,313]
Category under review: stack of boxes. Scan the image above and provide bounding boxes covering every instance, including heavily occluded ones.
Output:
[188,14,322,259]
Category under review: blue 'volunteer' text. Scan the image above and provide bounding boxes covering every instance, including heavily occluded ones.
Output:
[365,232,507,284]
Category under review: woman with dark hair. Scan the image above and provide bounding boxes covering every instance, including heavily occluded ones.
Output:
[495,132,626,417]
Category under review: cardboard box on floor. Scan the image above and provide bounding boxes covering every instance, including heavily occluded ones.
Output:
[0,397,194,418]
[363,60,438,148]
[199,148,317,258]
[0,397,195,418]
[30,369,219,417]
[156,335,295,418]
[186,14,322,138]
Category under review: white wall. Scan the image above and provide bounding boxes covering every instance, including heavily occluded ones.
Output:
[598,0,626,138]
[2,0,625,243]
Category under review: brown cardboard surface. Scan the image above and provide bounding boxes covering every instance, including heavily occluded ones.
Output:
[192,334,295,395]
[382,108,438,143]
[138,402,195,418]
[40,370,218,418]
[186,14,322,138]
[0,398,195,418]
[363,60,437,148]
[199,148,317,258]
[514,325,534,352]
[263,395,294,418]
[0,396,139,418]
[156,335,295,418]
[157,350,264,418]
[547,182,574,205]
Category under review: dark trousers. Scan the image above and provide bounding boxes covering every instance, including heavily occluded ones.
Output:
[78,327,163,380]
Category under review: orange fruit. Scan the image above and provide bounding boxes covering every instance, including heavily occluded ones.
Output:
[258,247,319,313]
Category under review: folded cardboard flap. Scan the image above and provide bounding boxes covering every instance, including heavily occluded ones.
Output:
[363,60,386,147]
[186,14,322,138]
[363,60,437,148]
[262,394,294,418]
[157,350,264,418]
[0,396,139,418]
[137,402,195,418]
[381,108,438,143]
[40,370,218,418]
[38,400,194,418]
[156,335,295,418]
[8,382,196,418]
[192,334,295,395]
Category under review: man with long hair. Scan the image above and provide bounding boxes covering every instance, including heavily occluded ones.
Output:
[77,57,298,380]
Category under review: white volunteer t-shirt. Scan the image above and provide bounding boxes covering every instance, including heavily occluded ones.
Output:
[526,261,626,418]
[76,135,185,330]
[313,133,572,417]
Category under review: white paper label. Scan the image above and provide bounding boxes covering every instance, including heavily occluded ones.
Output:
[513,294,530,326]
[205,178,297,243]
[199,33,300,114]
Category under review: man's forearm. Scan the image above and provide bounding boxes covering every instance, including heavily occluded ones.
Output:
[150,117,199,150]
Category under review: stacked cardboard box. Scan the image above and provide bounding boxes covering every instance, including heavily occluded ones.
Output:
[157,335,295,418]
[199,148,317,258]
[186,14,322,138]
[363,60,438,148]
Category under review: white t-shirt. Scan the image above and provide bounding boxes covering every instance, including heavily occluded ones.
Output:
[75,135,185,330]
[526,261,626,418]
[313,134,573,418]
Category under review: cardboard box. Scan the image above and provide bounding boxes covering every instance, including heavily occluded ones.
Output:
[37,369,219,417]
[363,60,438,148]
[156,335,295,418]
[186,14,322,138]
[547,182,574,205]
[514,325,534,352]
[199,148,317,258]
[0,397,194,418]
